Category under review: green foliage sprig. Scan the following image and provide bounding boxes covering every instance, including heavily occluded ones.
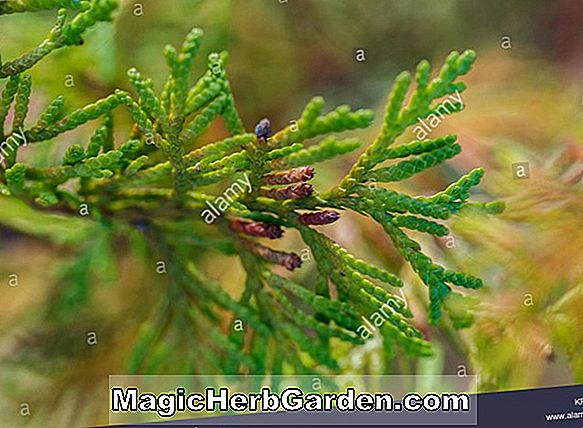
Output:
[0,0,117,78]
[0,1,503,375]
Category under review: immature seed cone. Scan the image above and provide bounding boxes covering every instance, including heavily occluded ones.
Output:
[229,219,283,239]
[299,210,340,226]
[260,183,313,200]
[242,239,302,271]
[254,118,272,140]
[263,166,315,185]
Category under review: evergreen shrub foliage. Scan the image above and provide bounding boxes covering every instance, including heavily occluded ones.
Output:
[0,0,503,375]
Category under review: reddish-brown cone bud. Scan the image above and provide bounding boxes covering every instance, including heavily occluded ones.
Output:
[299,210,340,226]
[260,183,313,200]
[263,166,315,185]
[229,219,283,239]
[242,239,302,271]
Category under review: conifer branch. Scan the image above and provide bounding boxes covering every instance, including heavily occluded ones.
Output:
[0,10,502,375]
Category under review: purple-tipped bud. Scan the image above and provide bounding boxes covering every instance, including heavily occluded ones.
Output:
[264,166,315,185]
[242,239,302,271]
[229,219,283,239]
[260,183,313,200]
[254,118,272,140]
[280,252,302,271]
[299,210,340,226]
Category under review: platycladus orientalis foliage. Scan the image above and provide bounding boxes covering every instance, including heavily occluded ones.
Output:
[0,0,504,374]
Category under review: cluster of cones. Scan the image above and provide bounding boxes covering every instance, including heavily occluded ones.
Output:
[228,118,340,270]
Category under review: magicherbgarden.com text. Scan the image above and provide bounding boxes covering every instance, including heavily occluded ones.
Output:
[111,386,471,417]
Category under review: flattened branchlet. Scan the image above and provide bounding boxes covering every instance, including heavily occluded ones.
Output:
[0,0,503,374]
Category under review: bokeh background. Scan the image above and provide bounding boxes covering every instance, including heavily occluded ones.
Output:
[1,0,583,426]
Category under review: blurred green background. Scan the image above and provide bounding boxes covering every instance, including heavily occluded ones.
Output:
[1,0,583,426]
